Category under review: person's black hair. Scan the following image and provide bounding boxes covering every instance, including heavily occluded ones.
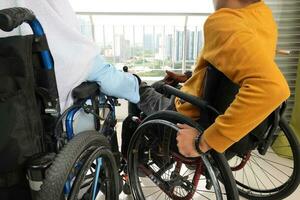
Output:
[241,0,261,3]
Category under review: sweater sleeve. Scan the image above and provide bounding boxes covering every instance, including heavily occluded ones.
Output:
[201,11,290,153]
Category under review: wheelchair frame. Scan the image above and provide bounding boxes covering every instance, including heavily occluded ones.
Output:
[0,7,120,200]
[61,94,119,197]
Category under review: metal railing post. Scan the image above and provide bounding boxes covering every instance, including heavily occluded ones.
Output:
[182,16,189,73]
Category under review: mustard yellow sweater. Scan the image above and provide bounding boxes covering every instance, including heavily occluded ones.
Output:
[175,1,290,153]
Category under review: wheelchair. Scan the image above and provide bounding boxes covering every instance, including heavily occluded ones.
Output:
[203,66,300,200]
[0,8,120,200]
[123,65,300,200]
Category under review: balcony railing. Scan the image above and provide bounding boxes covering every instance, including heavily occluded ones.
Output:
[76,12,210,77]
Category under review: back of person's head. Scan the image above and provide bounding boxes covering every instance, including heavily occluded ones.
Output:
[239,0,261,4]
[213,0,261,10]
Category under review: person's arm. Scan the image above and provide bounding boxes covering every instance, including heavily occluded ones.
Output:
[87,55,140,103]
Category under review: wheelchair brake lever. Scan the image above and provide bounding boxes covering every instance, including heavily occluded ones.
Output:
[36,87,59,116]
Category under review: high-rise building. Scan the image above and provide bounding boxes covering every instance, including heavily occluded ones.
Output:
[155,35,164,60]
[114,35,131,62]
[144,34,154,51]
[175,31,183,62]
[195,30,203,56]
[186,30,195,61]
[165,34,173,60]
[155,34,162,53]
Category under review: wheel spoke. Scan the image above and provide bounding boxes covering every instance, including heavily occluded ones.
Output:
[250,157,280,188]
[145,189,163,198]
[249,161,283,184]
[196,189,226,195]
[195,190,211,200]
[248,160,266,191]
[155,190,164,200]
[252,153,292,176]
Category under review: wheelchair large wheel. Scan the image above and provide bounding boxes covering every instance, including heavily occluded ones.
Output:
[38,131,119,200]
[127,111,239,200]
[228,118,300,200]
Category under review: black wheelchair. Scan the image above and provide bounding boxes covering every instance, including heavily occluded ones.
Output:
[123,65,300,200]
[206,66,300,200]
[0,8,120,200]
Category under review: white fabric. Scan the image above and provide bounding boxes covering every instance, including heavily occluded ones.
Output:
[0,0,100,110]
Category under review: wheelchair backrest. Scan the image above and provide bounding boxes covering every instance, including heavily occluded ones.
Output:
[0,36,44,181]
[202,65,239,116]
[0,8,61,188]
[200,64,280,154]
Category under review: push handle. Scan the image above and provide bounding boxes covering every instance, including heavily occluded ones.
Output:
[0,7,35,32]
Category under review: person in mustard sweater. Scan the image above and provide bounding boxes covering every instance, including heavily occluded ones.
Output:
[175,0,291,156]
[123,0,290,157]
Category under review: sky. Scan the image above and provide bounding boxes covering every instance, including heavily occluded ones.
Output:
[69,0,214,13]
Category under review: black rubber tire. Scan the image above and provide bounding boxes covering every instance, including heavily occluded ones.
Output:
[237,118,300,200]
[127,111,239,200]
[38,131,119,200]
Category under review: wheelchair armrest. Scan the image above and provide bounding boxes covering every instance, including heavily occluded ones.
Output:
[162,85,220,115]
[72,82,99,100]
